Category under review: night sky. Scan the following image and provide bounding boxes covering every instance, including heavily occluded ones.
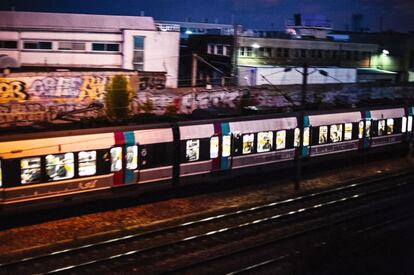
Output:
[0,0,413,32]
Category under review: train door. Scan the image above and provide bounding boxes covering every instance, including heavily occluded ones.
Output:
[211,122,232,172]
[112,131,139,186]
[358,111,372,150]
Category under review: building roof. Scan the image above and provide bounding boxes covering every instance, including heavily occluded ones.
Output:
[357,68,397,75]
[0,11,156,32]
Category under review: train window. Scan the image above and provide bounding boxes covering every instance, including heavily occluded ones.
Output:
[126,145,138,170]
[110,147,123,172]
[344,123,353,141]
[276,130,286,150]
[242,134,254,154]
[402,117,407,133]
[358,121,364,138]
[257,131,273,152]
[319,126,328,144]
[210,136,219,158]
[378,120,386,136]
[303,127,310,146]
[78,151,96,176]
[365,120,371,137]
[46,153,74,181]
[186,139,200,162]
[386,119,394,135]
[21,157,41,184]
[294,128,300,147]
[408,116,413,132]
[330,124,343,143]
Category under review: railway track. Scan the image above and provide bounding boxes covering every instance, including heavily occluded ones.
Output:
[1,171,413,274]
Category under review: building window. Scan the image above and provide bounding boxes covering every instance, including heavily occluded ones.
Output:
[186,139,200,162]
[283,48,290,58]
[277,48,283,57]
[301,49,307,58]
[216,45,224,55]
[133,36,144,70]
[223,45,230,56]
[58,42,86,51]
[207,44,214,54]
[23,41,52,50]
[46,153,74,181]
[0,40,17,49]
[92,43,119,52]
[21,157,41,184]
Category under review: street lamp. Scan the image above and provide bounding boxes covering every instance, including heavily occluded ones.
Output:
[252,43,260,49]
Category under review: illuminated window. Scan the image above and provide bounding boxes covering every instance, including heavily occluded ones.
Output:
[110,147,123,172]
[330,124,343,143]
[186,140,200,162]
[408,116,413,132]
[46,153,74,181]
[126,145,138,170]
[257,131,273,152]
[303,127,310,146]
[276,130,286,150]
[21,157,41,184]
[386,118,394,135]
[358,121,364,139]
[344,123,353,141]
[402,117,407,133]
[365,120,371,137]
[222,135,231,157]
[78,151,96,176]
[210,136,219,158]
[242,134,254,154]
[294,128,300,147]
[319,126,328,144]
[378,120,385,136]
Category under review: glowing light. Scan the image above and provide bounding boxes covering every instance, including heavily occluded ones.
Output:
[252,43,260,49]
[185,30,193,35]
[382,49,389,55]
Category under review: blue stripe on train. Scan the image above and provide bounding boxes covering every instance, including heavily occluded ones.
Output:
[123,131,136,184]
[220,122,231,170]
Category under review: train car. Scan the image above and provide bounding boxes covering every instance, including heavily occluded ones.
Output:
[177,113,299,185]
[0,123,175,212]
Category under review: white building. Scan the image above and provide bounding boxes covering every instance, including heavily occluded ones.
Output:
[0,11,180,87]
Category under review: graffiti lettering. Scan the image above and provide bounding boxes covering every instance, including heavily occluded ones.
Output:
[79,180,97,190]
[0,80,28,102]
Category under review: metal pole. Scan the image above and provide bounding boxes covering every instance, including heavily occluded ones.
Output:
[295,112,304,191]
[191,53,197,87]
[301,62,308,107]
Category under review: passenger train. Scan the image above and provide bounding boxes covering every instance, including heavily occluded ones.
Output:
[0,105,412,213]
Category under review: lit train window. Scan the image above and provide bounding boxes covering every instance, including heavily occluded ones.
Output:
[303,127,310,146]
[408,116,413,132]
[365,120,371,137]
[242,134,254,154]
[222,135,231,157]
[186,139,200,162]
[79,151,96,176]
[319,126,328,144]
[330,124,343,143]
[21,157,41,184]
[210,136,219,158]
[276,130,286,150]
[358,121,364,138]
[46,153,74,181]
[344,123,353,140]
[378,120,385,136]
[294,128,300,147]
[257,131,273,152]
[126,145,138,170]
[402,117,407,133]
[386,119,394,135]
[110,147,123,172]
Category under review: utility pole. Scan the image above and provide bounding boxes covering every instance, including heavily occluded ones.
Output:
[301,62,308,107]
[191,53,197,87]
